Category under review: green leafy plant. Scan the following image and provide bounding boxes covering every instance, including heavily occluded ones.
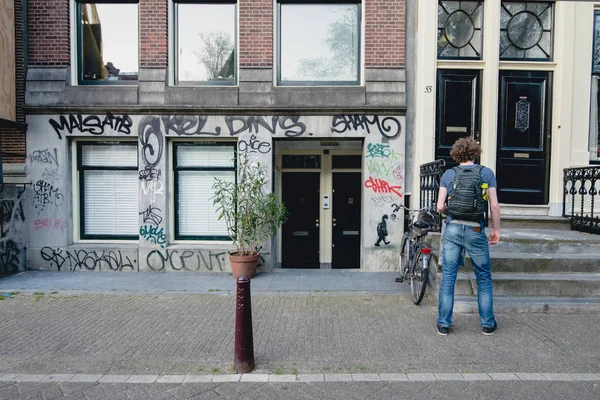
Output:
[212,156,288,256]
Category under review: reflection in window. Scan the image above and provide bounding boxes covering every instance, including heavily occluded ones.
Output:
[175,2,236,84]
[278,2,360,85]
[438,1,483,59]
[589,11,600,163]
[282,155,321,169]
[78,2,139,83]
[500,1,553,61]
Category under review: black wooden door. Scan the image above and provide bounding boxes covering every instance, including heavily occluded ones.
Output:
[497,71,551,204]
[282,172,320,268]
[332,172,361,269]
[436,69,481,169]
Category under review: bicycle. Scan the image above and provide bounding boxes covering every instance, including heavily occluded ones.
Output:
[395,205,437,305]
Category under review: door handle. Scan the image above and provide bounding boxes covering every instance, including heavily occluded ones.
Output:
[333,218,336,227]
[316,219,319,228]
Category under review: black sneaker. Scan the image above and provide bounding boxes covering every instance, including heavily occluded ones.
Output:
[482,323,498,336]
[436,325,449,336]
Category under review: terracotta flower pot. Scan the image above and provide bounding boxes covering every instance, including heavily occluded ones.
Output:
[229,252,260,279]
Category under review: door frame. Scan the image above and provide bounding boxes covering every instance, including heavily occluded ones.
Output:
[276,149,362,268]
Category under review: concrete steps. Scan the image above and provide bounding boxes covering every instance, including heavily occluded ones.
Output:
[427,222,600,313]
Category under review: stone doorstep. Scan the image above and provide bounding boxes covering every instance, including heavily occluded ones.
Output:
[453,296,600,314]
[1,373,598,383]
[452,272,600,298]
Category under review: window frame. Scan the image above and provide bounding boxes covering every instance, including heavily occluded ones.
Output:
[76,0,140,85]
[276,0,362,86]
[173,0,238,86]
[173,142,237,241]
[77,141,139,240]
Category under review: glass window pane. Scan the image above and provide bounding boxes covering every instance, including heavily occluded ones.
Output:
[282,155,321,169]
[593,12,600,74]
[177,3,236,83]
[82,144,137,167]
[80,3,138,82]
[176,144,235,168]
[84,170,138,236]
[178,170,234,236]
[280,4,359,83]
[332,155,361,169]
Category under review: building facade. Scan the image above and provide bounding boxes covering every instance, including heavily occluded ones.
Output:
[21,0,408,272]
[411,0,600,217]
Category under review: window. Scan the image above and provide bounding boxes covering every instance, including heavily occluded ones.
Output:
[174,1,237,85]
[589,11,600,163]
[277,0,360,85]
[500,1,553,61]
[78,142,138,239]
[77,1,139,84]
[438,1,483,59]
[174,143,236,239]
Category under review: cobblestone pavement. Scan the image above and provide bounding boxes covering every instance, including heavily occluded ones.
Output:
[1,292,599,398]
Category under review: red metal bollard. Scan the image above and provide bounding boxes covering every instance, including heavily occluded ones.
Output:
[234,275,255,373]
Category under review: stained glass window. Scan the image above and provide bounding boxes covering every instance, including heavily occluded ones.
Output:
[438,1,483,59]
[500,1,553,61]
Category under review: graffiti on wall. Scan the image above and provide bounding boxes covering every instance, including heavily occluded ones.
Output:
[139,206,163,226]
[40,247,136,272]
[0,190,27,274]
[332,115,402,139]
[49,113,133,140]
[34,218,66,232]
[32,180,64,215]
[146,249,228,272]
[238,134,272,154]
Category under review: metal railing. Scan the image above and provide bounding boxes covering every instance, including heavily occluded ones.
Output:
[419,159,446,232]
[563,166,600,234]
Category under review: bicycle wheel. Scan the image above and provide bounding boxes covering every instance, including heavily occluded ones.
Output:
[410,251,429,305]
[395,232,410,283]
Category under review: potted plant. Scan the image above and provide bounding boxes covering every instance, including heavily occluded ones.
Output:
[212,156,288,279]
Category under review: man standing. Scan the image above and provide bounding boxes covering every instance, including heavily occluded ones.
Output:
[436,137,501,336]
[375,215,390,246]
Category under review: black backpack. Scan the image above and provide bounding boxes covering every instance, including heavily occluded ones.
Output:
[447,165,488,223]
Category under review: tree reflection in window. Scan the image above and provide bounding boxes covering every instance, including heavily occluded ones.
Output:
[79,2,139,83]
[500,1,553,61]
[438,1,483,59]
[279,3,360,84]
[176,2,236,84]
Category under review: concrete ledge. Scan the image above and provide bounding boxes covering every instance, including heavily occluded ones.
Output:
[366,92,406,107]
[26,67,69,81]
[138,68,167,82]
[239,81,272,93]
[64,86,139,106]
[165,87,239,106]
[365,68,406,82]
[366,81,406,93]
[239,68,273,82]
[272,87,365,107]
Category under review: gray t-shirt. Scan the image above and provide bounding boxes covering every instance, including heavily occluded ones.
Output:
[440,164,496,227]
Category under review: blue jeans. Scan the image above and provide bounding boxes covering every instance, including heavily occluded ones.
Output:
[437,223,496,328]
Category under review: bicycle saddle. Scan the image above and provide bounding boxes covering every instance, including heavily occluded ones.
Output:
[414,220,430,229]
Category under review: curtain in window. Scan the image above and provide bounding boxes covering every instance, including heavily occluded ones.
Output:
[82,4,107,80]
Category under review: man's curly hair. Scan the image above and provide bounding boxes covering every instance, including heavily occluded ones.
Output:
[449,137,481,163]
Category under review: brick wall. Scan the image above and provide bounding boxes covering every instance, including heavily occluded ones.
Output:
[239,0,272,67]
[28,0,70,66]
[1,131,26,163]
[140,0,168,67]
[365,0,405,67]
